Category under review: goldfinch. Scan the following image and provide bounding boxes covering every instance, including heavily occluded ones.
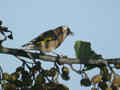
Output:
[22,26,73,55]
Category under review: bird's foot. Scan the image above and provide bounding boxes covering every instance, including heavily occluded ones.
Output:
[55,54,67,65]
[55,54,62,65]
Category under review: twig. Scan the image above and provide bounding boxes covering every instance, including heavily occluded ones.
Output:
[15,56,33,70]
[69,64,84,74]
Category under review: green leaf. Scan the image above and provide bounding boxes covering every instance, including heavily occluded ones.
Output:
[74,40,91,60]
[74,40,103,71]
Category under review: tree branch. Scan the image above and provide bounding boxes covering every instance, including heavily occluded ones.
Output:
[0,46,120,64]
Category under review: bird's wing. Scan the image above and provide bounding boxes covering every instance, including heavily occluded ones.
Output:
[22,28,63,47]
[30,30,58,45]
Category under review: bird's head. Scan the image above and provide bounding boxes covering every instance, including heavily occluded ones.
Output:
[59,26,74,36]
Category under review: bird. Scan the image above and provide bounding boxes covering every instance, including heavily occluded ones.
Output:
[22,26,73,55]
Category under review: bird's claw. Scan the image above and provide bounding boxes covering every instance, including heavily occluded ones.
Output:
[55,54,67,65]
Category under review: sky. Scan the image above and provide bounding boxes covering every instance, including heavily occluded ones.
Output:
[0,0,120,90]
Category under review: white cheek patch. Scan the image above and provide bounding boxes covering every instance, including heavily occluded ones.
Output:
[63,32,67,38]
[62,26,69,38]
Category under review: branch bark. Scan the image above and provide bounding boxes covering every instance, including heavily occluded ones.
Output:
[0,46,120,64]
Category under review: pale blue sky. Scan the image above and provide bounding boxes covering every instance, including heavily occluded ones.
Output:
[0,0,120,90]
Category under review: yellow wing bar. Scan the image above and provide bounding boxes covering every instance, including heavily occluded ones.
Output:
[36,37,52,45]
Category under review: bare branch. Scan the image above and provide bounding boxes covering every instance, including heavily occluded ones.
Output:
[0,46,120,64]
